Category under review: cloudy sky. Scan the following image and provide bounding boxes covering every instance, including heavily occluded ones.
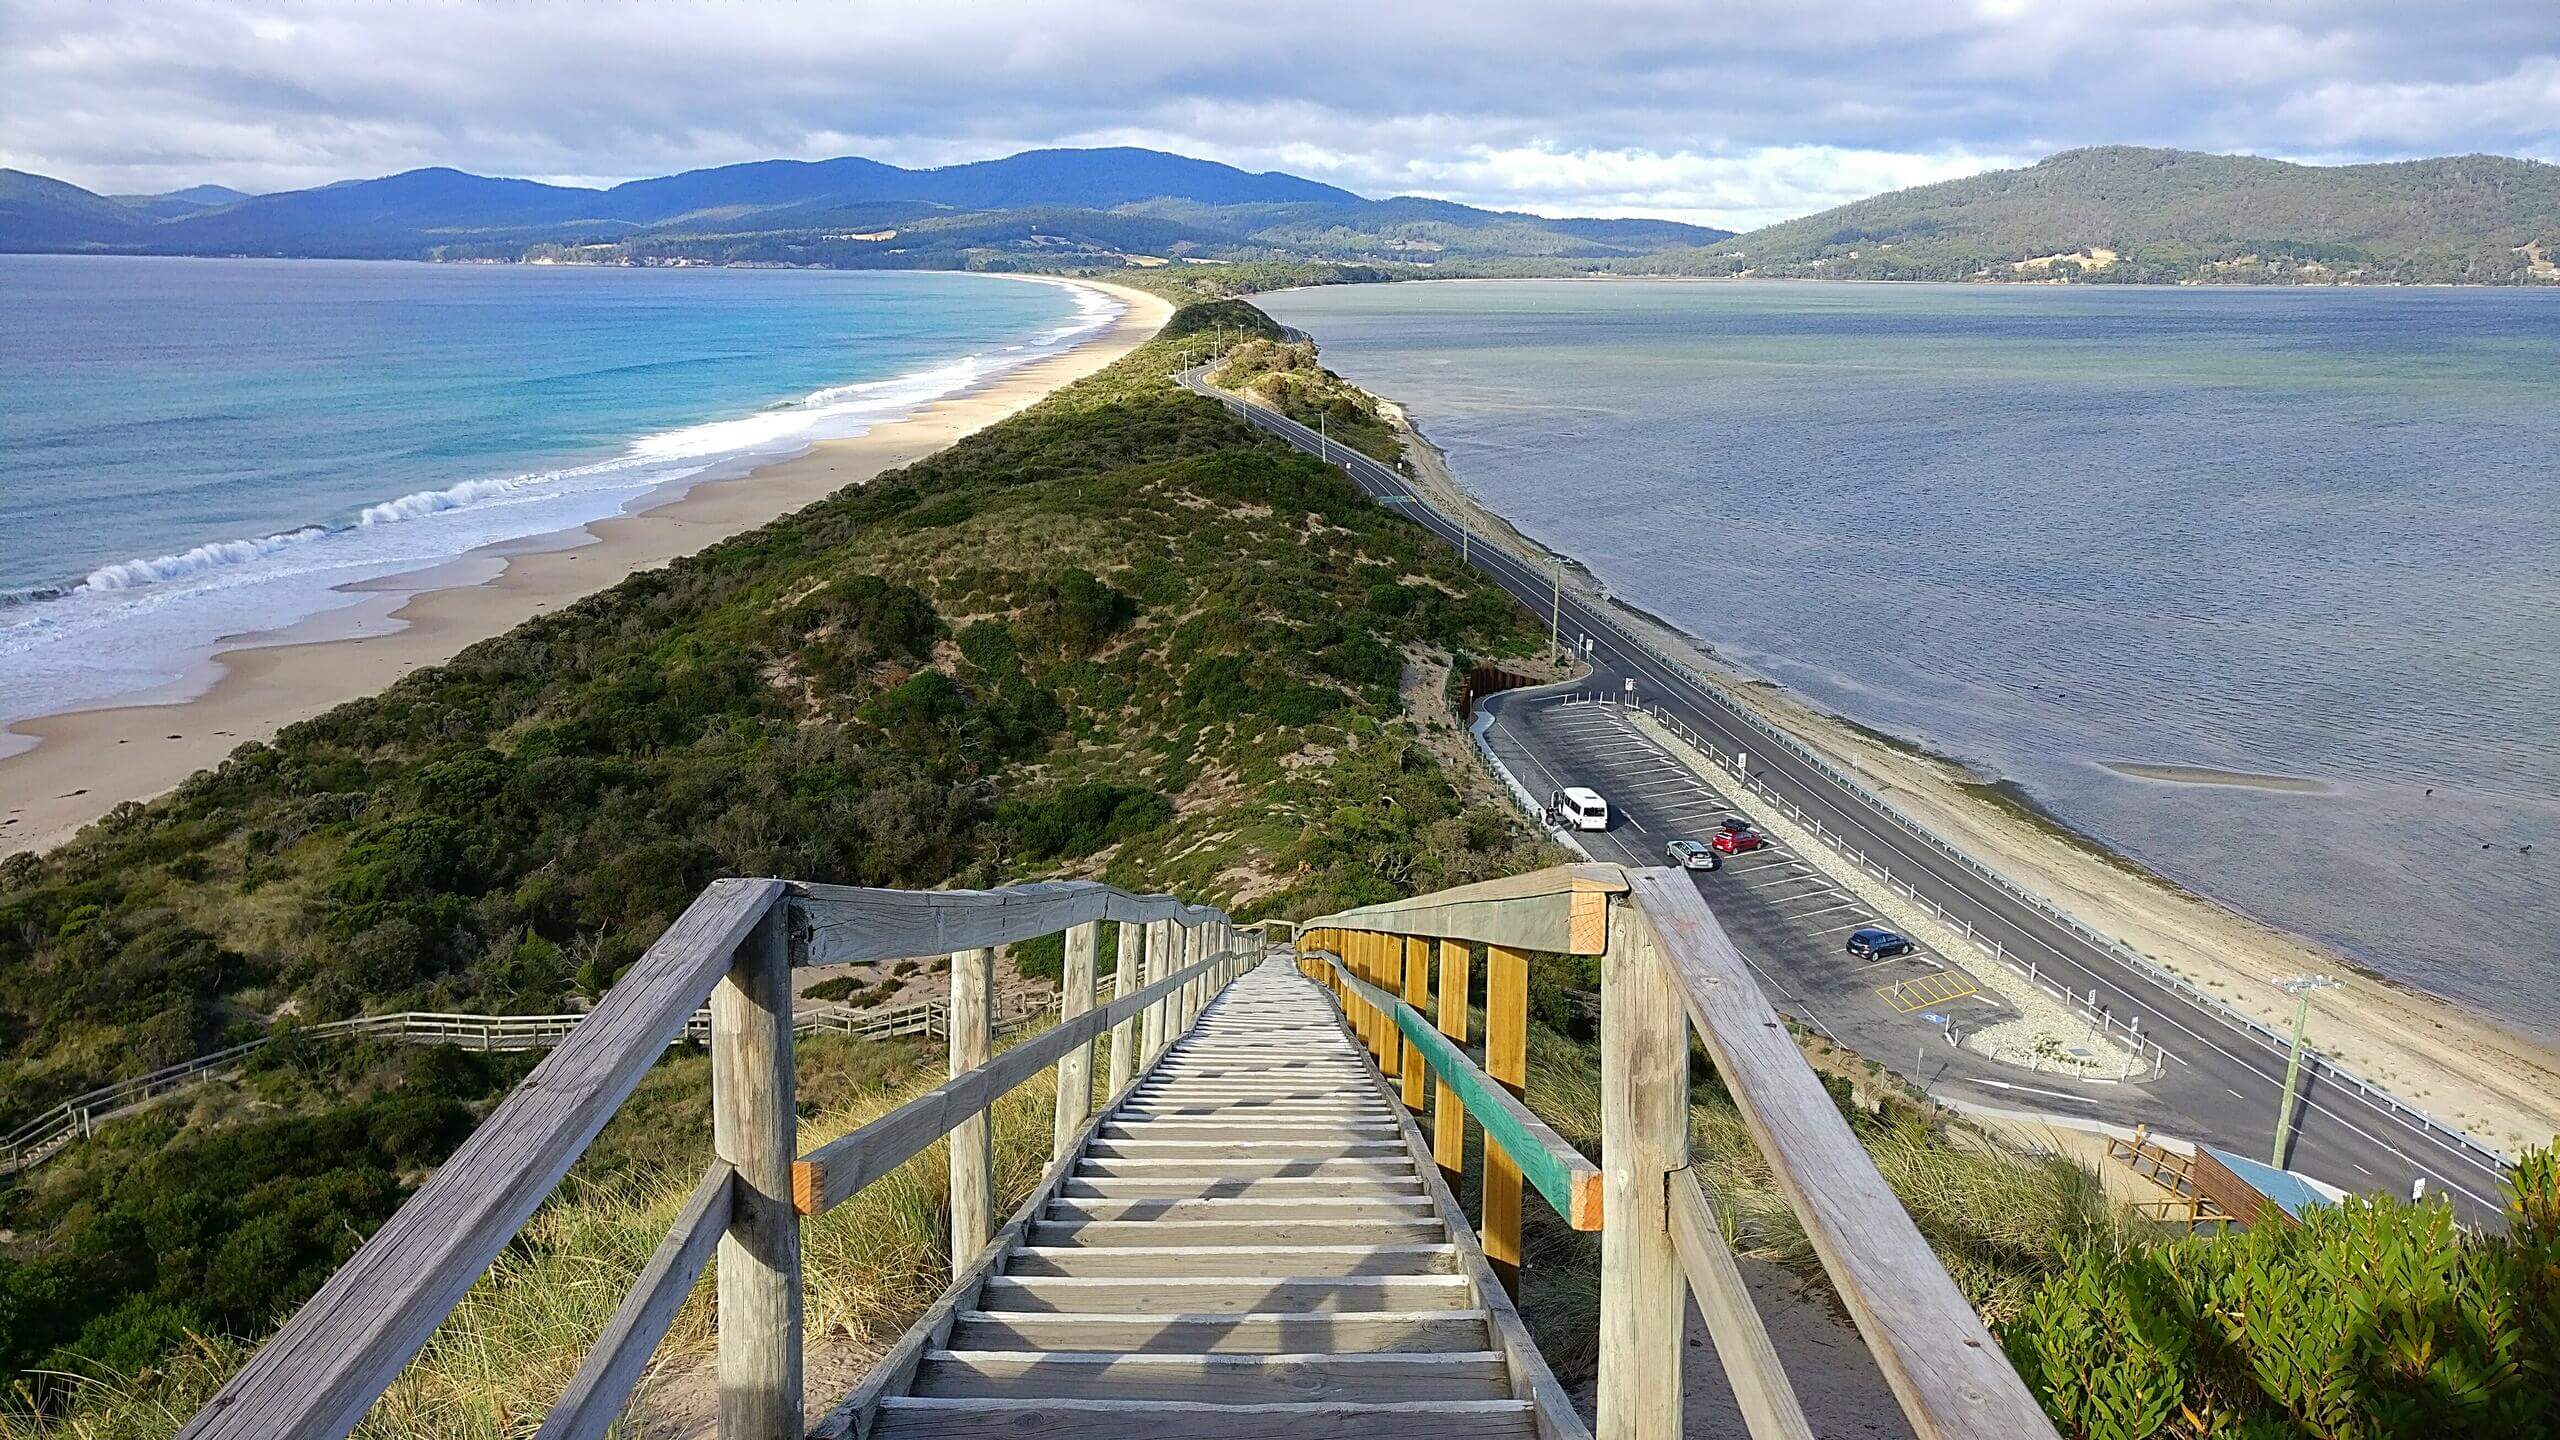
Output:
[4,1,2555,228]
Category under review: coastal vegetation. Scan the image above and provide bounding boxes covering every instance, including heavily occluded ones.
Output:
[1209,337,1405,465]
[1644,147,2560,285]
[0,296,1555,1402]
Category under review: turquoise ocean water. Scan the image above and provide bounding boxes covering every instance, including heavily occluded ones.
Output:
[0,256,1103,740]
[1263,279,2560,1033]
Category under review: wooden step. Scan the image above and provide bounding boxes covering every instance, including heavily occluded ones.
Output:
[1085,1140,1406,1160]
[1100,1122,1400,1141]
[945,1309,1495,1354]
[1074,1157,1416,1179]
[1059,1176,1424,1200]
[1029,1218,1449,1248]
[979,1275,1472,1315]
[1004,1245,1459,1278]
[908,1349,1514,1403]
[873,1396,1536,1439]
[1047,1196,1435,1224]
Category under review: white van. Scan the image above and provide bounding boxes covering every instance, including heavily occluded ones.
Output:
[1549,787,1610,832]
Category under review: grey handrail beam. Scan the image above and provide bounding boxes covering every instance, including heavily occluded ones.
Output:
[792,945,1242,1214]
[793,880,1223,967]
[1298,864,1625,955]
[180,877,788,1440]
[534,1161,735,1440]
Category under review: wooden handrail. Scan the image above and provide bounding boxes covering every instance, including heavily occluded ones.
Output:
[792,945,1241,1214]
[177,876,1244,1440]
[1623,866,2055,1438]
[1310,949,1602,1228]
[181,877,787,1440]
[1298,863,1625,955]
[793,880,1224,966]
[1290,865,2059,1440]
[535,1161,735,1440]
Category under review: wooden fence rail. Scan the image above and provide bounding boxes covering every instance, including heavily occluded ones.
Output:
[1296,863,2057,1440]
[176,879,1246,1440]
[3,988,1046,1176]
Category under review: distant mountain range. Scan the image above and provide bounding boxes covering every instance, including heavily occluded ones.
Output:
[1651,147,2560,285]
[0,147,1732,268]
[7,144,2553,284]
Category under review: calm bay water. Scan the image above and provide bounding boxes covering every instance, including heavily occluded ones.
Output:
[0,256,1104,737]
[1263,279,2560,1034]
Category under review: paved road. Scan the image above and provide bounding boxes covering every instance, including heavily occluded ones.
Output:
[1182,369,2515,1225]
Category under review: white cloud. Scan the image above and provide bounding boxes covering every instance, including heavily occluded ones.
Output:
[0,0,2553,227]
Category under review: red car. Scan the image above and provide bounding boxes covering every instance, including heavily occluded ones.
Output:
[1711,818,1767,854]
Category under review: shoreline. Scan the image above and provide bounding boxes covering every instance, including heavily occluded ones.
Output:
[1366,385,2560,1155]
[0,278,1174,857]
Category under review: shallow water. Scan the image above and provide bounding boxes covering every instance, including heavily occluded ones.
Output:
[0,256,1102,734]
[1263,279,2560,1035]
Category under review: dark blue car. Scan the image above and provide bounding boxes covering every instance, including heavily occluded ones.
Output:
[1845,927,1915,960]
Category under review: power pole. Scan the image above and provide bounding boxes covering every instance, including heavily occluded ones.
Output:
[2271,974,2341,1167]
[1549,560,1563,668]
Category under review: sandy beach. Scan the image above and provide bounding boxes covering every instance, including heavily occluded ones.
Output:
[1372,393,2560,1156]
[0,278,1172,858]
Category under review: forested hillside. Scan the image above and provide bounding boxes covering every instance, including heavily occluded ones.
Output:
[0,299,1557,1394]
[1647,147,2560,284]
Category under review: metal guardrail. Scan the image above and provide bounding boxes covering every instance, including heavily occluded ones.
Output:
[2,990,1045,1175]
[1197,362,2517,1173]
[1611,696,2167,1074]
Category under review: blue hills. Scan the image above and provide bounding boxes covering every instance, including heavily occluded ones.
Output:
[0,146,1729,266]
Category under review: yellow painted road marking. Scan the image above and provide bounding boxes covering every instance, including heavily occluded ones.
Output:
[1877,971,1978,1012]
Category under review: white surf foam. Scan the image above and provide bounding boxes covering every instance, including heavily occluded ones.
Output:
[0,281,1124,730]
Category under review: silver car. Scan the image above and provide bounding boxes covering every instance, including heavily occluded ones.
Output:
[1666,838,1720,871]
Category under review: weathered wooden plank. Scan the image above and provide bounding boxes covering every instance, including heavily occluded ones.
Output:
[1482,944,1529,1296]
[1299,865,1627,956]
[715,903,802,1440]
[1668,1169,1816,1440]
[948,946,994,1278]
[872,1397,1535,1440]
[978,1274,1472,1314]
[793,882,1222,967]
[909,1350,1513,1403]
[1317,953,1601,1230]
[1432,938,1470,1183]
[1051,921,1099,1164]
[1026,1218,1448,1248]
[1598,897,1685,1440]
[944,1311,1495,1354]
[1002,1244,1457,1278]
[179,877,784,1440]
[1625,867,2058,1440]
[534,1161,733,1440]
[794,949,1228,1214]
[1044,1196,1435,1223]
[1103,920,1140,1099]
[1401,936,1432,1111]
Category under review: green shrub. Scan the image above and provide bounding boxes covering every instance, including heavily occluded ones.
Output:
[2003,1144,2560,1439]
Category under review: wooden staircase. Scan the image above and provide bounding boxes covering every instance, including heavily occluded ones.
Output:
[872,959,1562,1439]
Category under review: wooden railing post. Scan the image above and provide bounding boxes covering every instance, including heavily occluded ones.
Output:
[1432,937,1470,1185]
[947,946,994,1278]
[1105,920,1141,1098]
[1052,921,1100,1164]
[1598,900,1686,1440]
[1483,943,1529,1296]
[713,899,802,1440]
[1180,923,1206,1034]
[1376,933,1402,1086]
[1400,935,1431,1111]
[1140,920,1171,1061]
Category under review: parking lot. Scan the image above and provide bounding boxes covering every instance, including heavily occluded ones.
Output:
[1482,696,2017,1053]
